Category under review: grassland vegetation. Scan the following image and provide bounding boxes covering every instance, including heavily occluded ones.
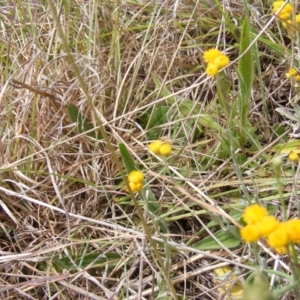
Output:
[1,0,300,299]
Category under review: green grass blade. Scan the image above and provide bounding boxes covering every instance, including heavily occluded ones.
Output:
[191,229,241,250]
[118,143,136,173]
[51,252,123,272]
[237,16,254,146]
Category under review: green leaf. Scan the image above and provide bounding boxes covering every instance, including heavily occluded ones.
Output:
[272,140,300,154]
[67,104,100,139]
[118,143,136,173]
[52,252,123,272]
[139,106,170,139]
[238,16,254,102]
[191,229,241,250]
[237,16,254,147]
[152,74,224,134]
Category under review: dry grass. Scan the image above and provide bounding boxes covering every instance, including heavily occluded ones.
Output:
[0,0,300,299]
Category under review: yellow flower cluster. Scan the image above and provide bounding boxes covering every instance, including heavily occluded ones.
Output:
[240,204,300,253]
[285,68,300,82]
[125,140,172,194]
[272,1,300,30]
[126,170,144,192]
[203,48,230,76]
[272,1,293,20]
[148,140,172,156]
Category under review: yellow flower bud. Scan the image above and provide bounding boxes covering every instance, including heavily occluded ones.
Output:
[128,170,144,184]
[213,54,230,69]
[242,204,268,225]
[288,151,299,163]
[240,224,260,243]
[206,63,219,76]
[159,143,172,156]
[148,140,162,154]
[267,223,288,249]
[203,48,222,63]
[286,68,297,78]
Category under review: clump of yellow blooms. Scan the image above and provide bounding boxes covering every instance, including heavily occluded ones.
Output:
[285,68,300,83]
[286,68,298,78]
[126,170,144,192]
[272,1,293,20]
[267,224,288,249]
[148,140,172,156]
[258,216,279,237]
[286,219,300,243]
[242,204,268,224]
[240,224,261,243]
[240,203,300,254]
[273,1,300,34]
[203,48,230,76]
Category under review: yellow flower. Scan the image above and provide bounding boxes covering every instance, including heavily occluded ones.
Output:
[128,181,143,192]
[148,140,162,154]
[206,63,219,76]
[242,204,268,225]
[203,49,222,63]
[240,224,260,243]
[295,75,300,82]
[213,54,230,69]
[296,14,300,23]
[128,170,144,184]
[159,143,172,156]
[267,223,288,249]
[148,140,172,156]
[286,219,300,243]
[286,68,298,78]
[288,151,299,163]
[273,1,293,20]
[203,48,230,76]
[126,170,144,192]
[257,216,279,237]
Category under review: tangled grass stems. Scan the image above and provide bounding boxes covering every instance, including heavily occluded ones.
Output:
[1,0,300,299]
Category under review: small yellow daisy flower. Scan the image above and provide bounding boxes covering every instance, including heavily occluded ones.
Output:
[203,49,222,63]
[288,151,299,163]
[242,204,268,225]
[126,170,144,192]
[240,224,260,243]
[128,170,144,184]
[149,140,172,156]
[267,223,288,249]
[286,68,298,78]
[148,140,162,154]
[296,14,300,24]
[257,216,279,237]
[206,63,219,76]
[213,54,230,69]
[286,219,300,243]
[273,1,293,20]
[159,143,172,156]
[128,181,143,192]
